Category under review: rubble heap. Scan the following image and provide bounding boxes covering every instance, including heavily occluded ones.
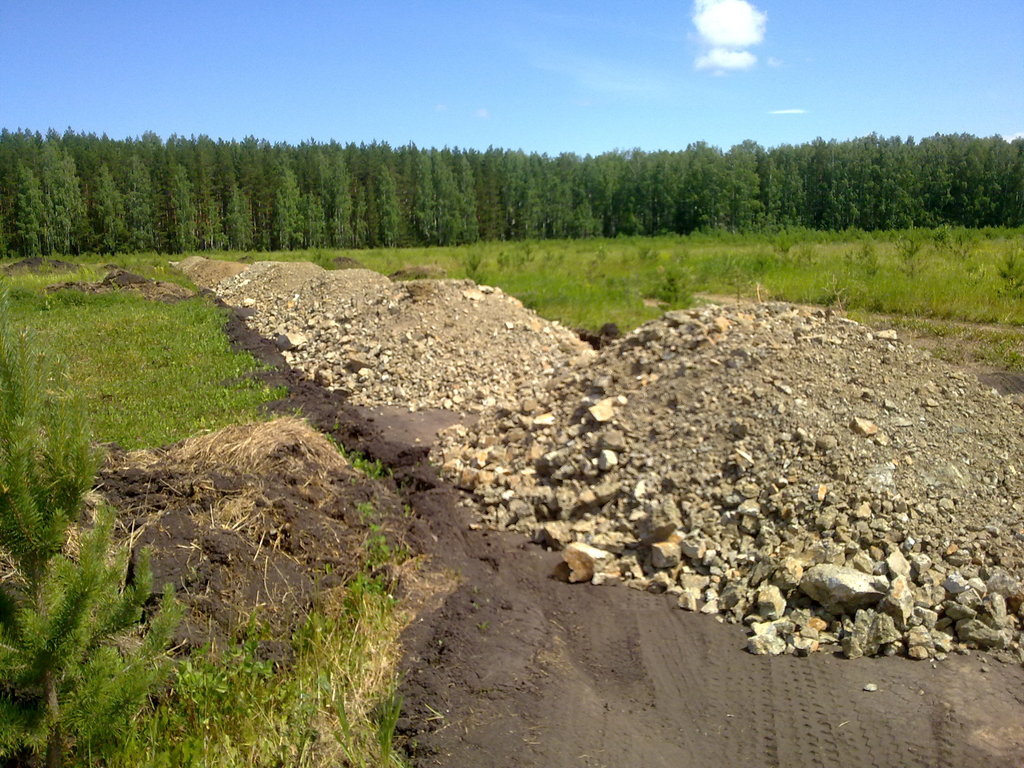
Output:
[212,260,591,412]
[434,303,1024,660]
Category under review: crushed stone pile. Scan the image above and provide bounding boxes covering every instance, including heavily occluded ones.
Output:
[209,259,592,412]
[434,303,1024,661]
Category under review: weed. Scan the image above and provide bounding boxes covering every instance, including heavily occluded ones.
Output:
[997,249,1024,299]
[896,232,926,276]
[820,274,849,309]
[462,248,484,281]
[5,285,283,448]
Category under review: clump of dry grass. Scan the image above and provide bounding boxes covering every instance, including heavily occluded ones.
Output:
[128,416,349,481]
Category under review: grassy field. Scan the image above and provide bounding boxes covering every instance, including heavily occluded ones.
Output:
[2,265,410,767]
[263,226,1024,328]
[189,225,1023,368]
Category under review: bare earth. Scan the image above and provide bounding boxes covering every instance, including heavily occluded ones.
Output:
[398,501,1024,768]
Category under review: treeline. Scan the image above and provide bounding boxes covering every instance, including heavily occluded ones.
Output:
[0,128,1022,256]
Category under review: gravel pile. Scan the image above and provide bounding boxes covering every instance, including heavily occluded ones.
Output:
[185,257,1024,660]
[210,259,592,412]
[434,302,1024,660]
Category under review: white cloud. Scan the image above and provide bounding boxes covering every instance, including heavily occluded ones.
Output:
[1004,131,1024,142]
[769,108,807,115]
[694,0,766,47]
[692,0,766,72]
[475,108,491,119]
[696,48,757,71]
[434,104,448,112]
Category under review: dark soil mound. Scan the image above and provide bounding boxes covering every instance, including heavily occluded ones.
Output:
[576,321,621,349]
[389,264,447,280]
[979,371,1024,396]
[3,257,79,274]
[98,418,406,654]
[332,256,367,270]
[48,267,194,302]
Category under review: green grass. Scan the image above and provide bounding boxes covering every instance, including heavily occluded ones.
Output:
[189,226,1024,333]
[105,578,408,768]
[3,282,284,449]
[1,264,409,766]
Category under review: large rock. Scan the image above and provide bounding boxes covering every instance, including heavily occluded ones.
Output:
[955,619,1007,650]
[755,584,787,621]
[563,542,613,583]
[878,575,915,629]
[799,564,888,615]
[985,567,1024,612]
[843,609,901,659]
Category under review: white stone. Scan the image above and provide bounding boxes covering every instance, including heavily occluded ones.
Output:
[799,564,888,615]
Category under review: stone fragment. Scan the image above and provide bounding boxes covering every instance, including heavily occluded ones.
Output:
[747,620,790,656]
[533,521,572,550]
[597,449,618,471]
[792,636,819,656]
[679,538,707,562]
[677,590,700,611]
[879,576,915,629]
[563,542,613,583]
[772,557,805,591]
[955,619,1006,650]
[885,549,911,580]
[843,609,901,659]
[800,564,888,615]
[651,540,681,569]
[850,417,879,436]
[588,398,616,423]
[275,331,308,351]
[985,568,1024,612]
[747,632,787,656]
[942,572,970,596]
[906,625,934,660]
[942,601,976,621]
[756,584,787,621]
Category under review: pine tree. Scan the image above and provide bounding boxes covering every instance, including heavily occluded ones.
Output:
[224,182,253,251]
[374,164,401,248]
[167,164,197,253]
[325,155,352,248]
[273,165,301,250]
[0,295,180,766]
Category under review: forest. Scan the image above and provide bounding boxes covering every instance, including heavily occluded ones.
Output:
[0,128,1022,256]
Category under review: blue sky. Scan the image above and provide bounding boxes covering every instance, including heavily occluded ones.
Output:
[2,0,1022,155]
